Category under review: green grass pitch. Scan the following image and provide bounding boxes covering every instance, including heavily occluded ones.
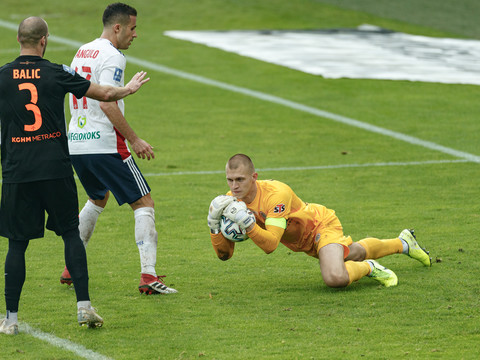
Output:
[1,0,479,359]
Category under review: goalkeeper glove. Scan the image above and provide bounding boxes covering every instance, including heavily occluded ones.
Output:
[208,195,235,232]
[223,200,256,231]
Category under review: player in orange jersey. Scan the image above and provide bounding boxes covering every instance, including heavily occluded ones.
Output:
[208,154,431,289]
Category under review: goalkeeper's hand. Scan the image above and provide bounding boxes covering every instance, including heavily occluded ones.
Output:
[208,195,235,231]
[223,201,256,231]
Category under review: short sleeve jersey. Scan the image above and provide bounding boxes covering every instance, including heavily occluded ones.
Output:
[0,55,91,183]
[68,38,130,159]
[232,180,337,255]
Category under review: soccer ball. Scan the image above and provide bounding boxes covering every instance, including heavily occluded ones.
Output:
[220,216,249,242]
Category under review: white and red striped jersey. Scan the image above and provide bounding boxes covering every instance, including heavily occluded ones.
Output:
[68,38,130,159]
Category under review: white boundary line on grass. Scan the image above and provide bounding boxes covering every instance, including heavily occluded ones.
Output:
[1,19,479,163]
[128,57,480,164]
[0,314,112,360]
[143,159,470,177]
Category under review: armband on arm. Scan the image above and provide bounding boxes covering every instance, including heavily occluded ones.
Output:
[265,217,287,229]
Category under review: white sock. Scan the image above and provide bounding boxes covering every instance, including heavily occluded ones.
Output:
[77,300,92,310]
[400,239,409,254]
[365,260,374,274]
[5,310,18,325]
[134,207,158,276]
[79,200,104,247]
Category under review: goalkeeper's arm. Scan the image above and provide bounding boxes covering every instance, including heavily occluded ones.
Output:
[247,223,284,254]
[211,233,235,261]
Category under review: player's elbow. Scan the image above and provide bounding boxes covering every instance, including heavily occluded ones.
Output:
[99,101,109,111]
[86,83,117,102]
[101,87,118,102]
[262,246,277,255]
[217,251,233,261]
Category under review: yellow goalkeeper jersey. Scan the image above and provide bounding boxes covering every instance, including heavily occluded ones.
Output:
[229,180,340,257]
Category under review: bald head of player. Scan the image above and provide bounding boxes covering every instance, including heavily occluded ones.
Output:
[17,17,49,57]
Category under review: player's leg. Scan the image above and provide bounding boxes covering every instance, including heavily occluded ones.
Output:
[1,239,29,335]
[114,155,177,294]
[60,156,110,285]
[71,155,110,248]
[130,194,178,295]
[318,243,352,287]
[62,228,103,328]
[79,193,109,247]
[63,228,89,300]
[0,182,45,335]
[355,236,403,260]
[79,154,177,294]
[354,230,431,266]
[44,176,103,327]
[60,195,108,285]
[316,223,397,287]
[318,242,389,287]
[130,193,156,277]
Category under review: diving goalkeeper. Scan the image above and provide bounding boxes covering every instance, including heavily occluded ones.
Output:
[208,154,431,288]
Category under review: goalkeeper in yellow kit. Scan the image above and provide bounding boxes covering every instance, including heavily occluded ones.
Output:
[208,154,431,288]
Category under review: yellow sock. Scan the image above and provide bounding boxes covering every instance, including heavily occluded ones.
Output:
[345,260,371,285]
[357,237,403,259]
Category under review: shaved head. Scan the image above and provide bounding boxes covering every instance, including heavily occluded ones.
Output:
[226,153,255,174]
[17,17,48,48]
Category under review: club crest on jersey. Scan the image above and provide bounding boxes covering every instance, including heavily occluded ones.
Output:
[62,64,75,75]
[77,116,86,128]
[113,68,123,82]
[273,204,286,214]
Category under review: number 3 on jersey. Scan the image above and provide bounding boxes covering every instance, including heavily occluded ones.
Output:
[18,82,42,132]
[72,66,92,109]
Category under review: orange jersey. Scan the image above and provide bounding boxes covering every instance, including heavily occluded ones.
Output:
[229,180,343,257]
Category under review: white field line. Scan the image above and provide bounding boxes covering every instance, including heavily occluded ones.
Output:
[1,19,478,163]
[143,159,469,177]
[128,57,480,164]
[0,314,113,360]
[0,159,469,185]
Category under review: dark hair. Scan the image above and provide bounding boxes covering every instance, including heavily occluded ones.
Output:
[102,3,137,27]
